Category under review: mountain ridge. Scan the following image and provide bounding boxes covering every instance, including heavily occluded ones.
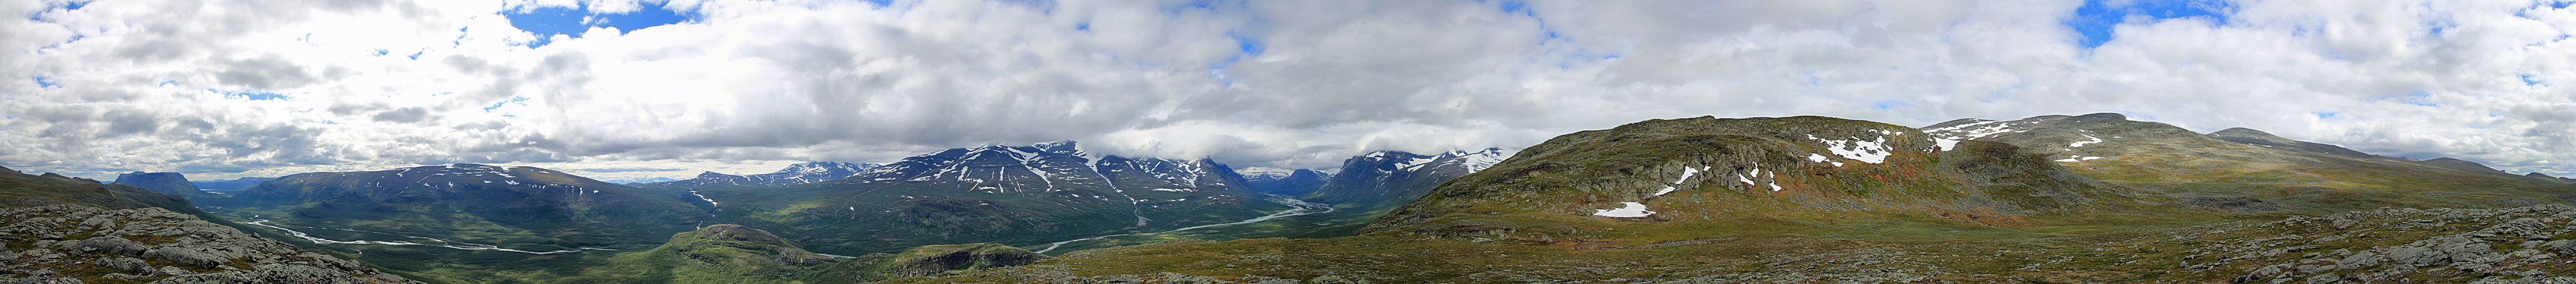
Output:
[643,161,882,187]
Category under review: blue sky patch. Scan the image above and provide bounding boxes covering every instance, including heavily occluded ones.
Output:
[503,4,692,47]
[2065,0,2234,48]
[1873,101,1910,110]
[485,97,528,111]
[1230,32,1264,55]
[31,76,57,88]
[213,89,290,101]
[2402,92,2438,106]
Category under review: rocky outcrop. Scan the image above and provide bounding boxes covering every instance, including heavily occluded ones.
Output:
[663,224,835,268]
[0,204,418,283]
[872,243,1047,278]
[2203,205,2576,283]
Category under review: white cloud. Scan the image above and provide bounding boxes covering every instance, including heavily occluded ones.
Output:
[4,0,2573,182]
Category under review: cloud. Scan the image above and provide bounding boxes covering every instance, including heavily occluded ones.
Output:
[2,0,2572,182]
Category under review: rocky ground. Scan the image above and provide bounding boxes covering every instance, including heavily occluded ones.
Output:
[0,204,418,284]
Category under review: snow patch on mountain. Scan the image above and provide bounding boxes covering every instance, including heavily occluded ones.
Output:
[1810,133,1893,164]
[1593,202,1655,217]
[2070,134,2104,148]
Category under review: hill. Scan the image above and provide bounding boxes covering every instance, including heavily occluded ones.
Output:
[1922,113,2568,212]
[1364,116,2165,241]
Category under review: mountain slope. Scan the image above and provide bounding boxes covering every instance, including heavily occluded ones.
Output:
[0,166,212,220]
[644,162,881,187]
[691,141,1296,255]
[1922,113,2567,212]
[1362,116,2164,241]
[191,176,277,192]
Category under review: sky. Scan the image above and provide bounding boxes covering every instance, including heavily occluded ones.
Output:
[4,0,2572,182]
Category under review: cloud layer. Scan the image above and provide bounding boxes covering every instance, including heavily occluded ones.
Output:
[5,0,2572,181]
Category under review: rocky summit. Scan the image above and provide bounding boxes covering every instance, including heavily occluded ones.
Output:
[0,204,418,283]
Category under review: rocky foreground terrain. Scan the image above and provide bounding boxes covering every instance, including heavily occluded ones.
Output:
[0,204,418,284]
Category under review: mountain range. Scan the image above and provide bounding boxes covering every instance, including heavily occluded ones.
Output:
[692,141,1295,254]
[9,113,2575,283]
[641,162,882,187]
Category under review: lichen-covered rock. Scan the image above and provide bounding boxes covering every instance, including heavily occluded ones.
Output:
[57,236,148,256]
[0,204,419,283]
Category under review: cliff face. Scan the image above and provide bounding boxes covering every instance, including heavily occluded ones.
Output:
[0,204,418,283]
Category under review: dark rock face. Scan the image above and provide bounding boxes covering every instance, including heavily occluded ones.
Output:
[0,204,419,283]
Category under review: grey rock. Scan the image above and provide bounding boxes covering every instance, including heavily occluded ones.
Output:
[58,236,148,256]
[0,204,419,283]
[100,257,152,274]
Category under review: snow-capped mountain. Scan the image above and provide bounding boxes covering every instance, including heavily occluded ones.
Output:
[1239,168,1332,196]
[647,162,882,187]
[828,141,1256,196]
[710,141,1291,254]
[1305,148,1517,209]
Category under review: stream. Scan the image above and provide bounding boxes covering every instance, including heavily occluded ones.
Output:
[1032,195,1335,253]
[246,220,620,254]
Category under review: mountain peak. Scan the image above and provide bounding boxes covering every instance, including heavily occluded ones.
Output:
[111,172,206,196]
[2423,158,2503,173]
[2068,112,2127,122]
[2212,127,2274,137]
